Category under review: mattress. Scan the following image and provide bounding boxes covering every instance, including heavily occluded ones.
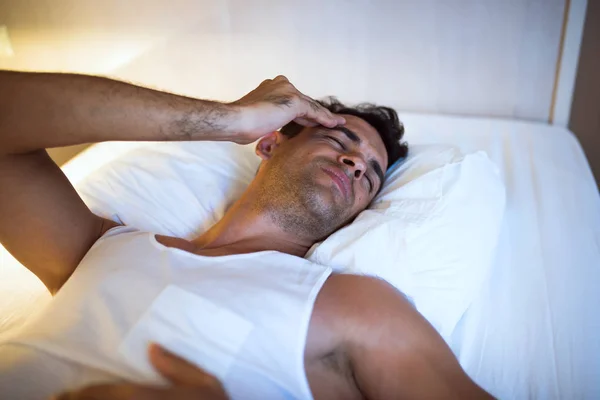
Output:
[397,114,600,399]
[1,113,599,399]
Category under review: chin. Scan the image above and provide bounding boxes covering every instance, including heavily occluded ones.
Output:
[302,188,346,226]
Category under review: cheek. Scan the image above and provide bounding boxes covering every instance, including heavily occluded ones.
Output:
[356,182,370,200]
[353,190,372,211]
[292,143,322,157]
[310,142,340,157]
[278,147,314,165]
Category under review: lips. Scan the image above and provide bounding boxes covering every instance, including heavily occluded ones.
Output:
[322,166,351,200]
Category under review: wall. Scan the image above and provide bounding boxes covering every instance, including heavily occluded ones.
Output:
[0,0,575,166]
[569,0,600,188]
[1,0,566,121]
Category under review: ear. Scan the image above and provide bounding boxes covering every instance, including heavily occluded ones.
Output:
[255,131,284,161]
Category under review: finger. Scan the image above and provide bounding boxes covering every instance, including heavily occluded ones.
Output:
[333,113,346,125]
[273,75,288,82]
[303,96,346,125]
[299,95,345,127]
[149,344,219,387]
[293,117,318,127]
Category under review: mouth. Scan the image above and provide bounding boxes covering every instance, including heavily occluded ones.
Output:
[321,166,351,200]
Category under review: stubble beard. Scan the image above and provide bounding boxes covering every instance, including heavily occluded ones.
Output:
[255,161,346,241]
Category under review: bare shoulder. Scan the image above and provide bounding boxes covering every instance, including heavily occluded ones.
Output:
[312,274,415,328]
[308,274,494,400]
[308,273,422,360]
[305,274,405,399]
[305,274,414,392]
[313,273,442,356]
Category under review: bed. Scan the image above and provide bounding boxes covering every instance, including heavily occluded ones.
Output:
[398,113,600,399]
[1,0,599,398]
[1,111,599,398]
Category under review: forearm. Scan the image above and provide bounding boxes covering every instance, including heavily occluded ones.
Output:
[0,70,238,155]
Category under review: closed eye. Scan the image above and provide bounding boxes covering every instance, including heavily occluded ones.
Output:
[365,175,373,192]
[327,136,346,150]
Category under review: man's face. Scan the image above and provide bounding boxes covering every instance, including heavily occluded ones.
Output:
[255,115,388,240]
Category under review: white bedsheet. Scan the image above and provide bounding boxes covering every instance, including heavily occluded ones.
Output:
[1,113,599,398]
[398,114,600,399]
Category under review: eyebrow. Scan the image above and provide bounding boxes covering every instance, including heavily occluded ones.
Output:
[331,126,361,144]
[326,127,385,188]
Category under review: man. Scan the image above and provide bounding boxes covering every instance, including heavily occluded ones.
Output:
[0,71,492,399]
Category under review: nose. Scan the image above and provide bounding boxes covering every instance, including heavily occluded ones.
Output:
[338,153,367,179]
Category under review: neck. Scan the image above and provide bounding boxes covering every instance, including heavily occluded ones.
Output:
[191,187,314,258]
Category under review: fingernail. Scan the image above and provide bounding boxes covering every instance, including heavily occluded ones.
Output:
[150,342,173,358]
[149,342,162,355]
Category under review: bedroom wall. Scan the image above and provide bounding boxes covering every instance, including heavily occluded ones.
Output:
[0,0,571,166]
[569,0,600,188]
[104,1,566,123]
[1,0,565,122]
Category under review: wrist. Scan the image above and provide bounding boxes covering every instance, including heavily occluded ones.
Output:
[223,102,257,144]
[171,99,242,142]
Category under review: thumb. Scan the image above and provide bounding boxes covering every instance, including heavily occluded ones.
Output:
[148,343,220,387]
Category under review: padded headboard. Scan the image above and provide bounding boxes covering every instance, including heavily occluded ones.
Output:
[0,0,587,123]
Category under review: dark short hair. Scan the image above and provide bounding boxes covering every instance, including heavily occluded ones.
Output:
[280,97,408,169]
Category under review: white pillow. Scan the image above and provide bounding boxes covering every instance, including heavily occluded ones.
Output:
[77,141,259,238]
[76,142,505,339]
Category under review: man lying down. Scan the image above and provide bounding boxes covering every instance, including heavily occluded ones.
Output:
[0,71,492,400]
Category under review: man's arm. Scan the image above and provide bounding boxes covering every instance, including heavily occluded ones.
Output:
[0,71,344,294]
[0,71,344,152]
[0,70,240,153]
[311,274,494,400]
[0,150,118,295]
